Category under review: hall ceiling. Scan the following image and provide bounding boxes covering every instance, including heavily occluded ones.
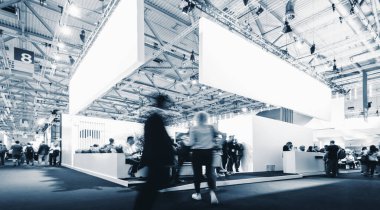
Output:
[1,0,380,134]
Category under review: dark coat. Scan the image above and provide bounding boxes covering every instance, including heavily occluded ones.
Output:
[141,113,174,167]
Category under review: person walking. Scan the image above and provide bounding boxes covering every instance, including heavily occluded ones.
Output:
[133,94,175,210]
[25,143,35,166]
[188,111,225,205]
[11,141,23,166]
[366,145,379,177]
[38,143,49,165]
[0,140,8,166]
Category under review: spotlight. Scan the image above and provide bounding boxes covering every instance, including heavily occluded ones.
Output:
[69,56,75,65]
[333,59,337,71]
[339,16,343,24]
[256,6,264,16]
[80,29,86,43]
[282,21,292,33]
[285,0,295,20]
[182,1,195,14]
[332,3,335,12]
[243,0,249,6]
[190,50,195,62]
[310,43,316,54]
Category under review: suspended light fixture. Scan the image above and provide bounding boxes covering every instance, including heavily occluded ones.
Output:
[190,50,195,62]
[332,3,336,12]
[333,59,337,71]
[243,0,249,6]
[285,0,295,20]
[256,6,264,16]
[282,21,292,33]
[182,1,195,14]
[310,43,316,54]
[69,55,75,65]
[80,29,86,43]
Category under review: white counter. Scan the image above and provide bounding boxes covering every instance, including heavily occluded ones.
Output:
[73,153,147,179]
[283,151,325,174]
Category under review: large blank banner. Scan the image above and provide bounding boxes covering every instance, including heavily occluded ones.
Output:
[70,0,144,114]
[199,18,331,120]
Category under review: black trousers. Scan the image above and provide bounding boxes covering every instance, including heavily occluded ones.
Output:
[191,149,216,193]
[26,154,34,165]
[125,158,140,174]
[326,159,338,177]
[172,147,191,180]
[0,152,5,165]
[227,154,238,172]
[133,166,171,210]
[222,153,228,170]
[367,161,377,175]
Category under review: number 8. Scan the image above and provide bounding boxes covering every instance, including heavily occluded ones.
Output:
[21,53,32,63]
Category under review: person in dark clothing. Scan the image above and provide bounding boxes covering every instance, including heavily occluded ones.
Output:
[171,133,190,183]
[0,140,8,166]
[11,141,23,166]
[38,143,49,165]
[366,145,379,177]
[227,138,239,174]
[133,94,175,210]
[235,142,244,172]
[25,143,34,166]
[282,142,293,151]
[326,140,340,177]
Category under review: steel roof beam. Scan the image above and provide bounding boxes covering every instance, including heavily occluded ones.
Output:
[23,0,54,36]
[0,0,21,9]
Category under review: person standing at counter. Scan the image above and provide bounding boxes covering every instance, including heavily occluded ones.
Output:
[133,94,175,210]
[326,140,339,177]
[100,138,116,153]
[283,142,293,151]
[124,136,141,178]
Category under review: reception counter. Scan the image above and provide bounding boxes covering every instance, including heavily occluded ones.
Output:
[73,153,147,179]
[283,151,325,174]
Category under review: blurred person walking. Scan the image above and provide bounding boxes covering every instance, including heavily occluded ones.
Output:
[133,94,175,210]
[326,140,340,177]
[11,141,23,166]
[25,143,35,166]
[366,145,379,177]
[0,140,8,166]
[188,111,224,205]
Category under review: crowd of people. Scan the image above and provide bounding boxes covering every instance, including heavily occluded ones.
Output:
[283,140,380,178]
[0,140,60,167]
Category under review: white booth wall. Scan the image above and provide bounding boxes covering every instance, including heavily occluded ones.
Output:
[218,114,313,172]
[61,114,144,166]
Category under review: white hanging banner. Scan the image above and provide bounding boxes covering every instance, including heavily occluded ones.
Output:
[199,18,331,120]
[69,0,144,114]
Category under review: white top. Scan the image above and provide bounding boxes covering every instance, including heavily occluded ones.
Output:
[189,125,215,150]
[123,144,139,158]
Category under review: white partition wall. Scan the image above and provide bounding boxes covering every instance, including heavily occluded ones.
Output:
[218,115,313,172]
[251,116,313,172]
[199,17,332,120]
[69,0,144,114]
[61,114,143,166]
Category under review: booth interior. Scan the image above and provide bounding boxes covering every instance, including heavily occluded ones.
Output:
[61,111,329,182]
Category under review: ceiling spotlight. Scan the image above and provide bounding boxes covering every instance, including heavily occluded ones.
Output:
[80,29,86,43]
[310,43,316,54]
[243,0,249,6]
[339,16,343,24]
[332,3,336,12]
[69,55,75,65]
[282,21,292,33]
[39,0,46,6]
[182,1,195,14]
[190,50,195,62]
[256,6,264,16]
[285,0,295,21]
[333,59,337,71]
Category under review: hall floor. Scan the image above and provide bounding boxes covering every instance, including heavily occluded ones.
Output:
[0,163,379,210]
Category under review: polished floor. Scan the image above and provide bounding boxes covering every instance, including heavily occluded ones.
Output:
[0,163,379,210]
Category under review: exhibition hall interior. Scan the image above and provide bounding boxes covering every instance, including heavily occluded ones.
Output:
[1,0,380,209]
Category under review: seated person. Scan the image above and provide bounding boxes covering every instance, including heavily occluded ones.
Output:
[123,136,141,177]
[299,145,306,152]
[90,144,100,153]
[100,138,116,153]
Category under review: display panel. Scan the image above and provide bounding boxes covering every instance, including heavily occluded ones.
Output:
[69,0,144,114]
[199,18,331,120]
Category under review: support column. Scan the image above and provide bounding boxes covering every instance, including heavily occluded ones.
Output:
[363,71,368,118]
[281,108,293,123]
